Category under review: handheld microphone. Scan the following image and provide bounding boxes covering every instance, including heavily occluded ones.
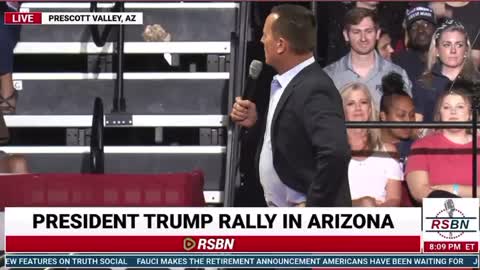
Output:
[241,60,263,101]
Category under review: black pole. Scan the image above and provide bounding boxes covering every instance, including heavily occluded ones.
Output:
[90,97,104,174]
[472,97,478,198]
[113,2,126,112]
[224,2,250,207]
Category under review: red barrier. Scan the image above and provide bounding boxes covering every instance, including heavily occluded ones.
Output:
[0,171,205,209]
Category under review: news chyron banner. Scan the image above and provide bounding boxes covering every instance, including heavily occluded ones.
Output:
[5,207,420,253]
[422,198,479,253]
[2,202,479,268]
[4,12,143,25]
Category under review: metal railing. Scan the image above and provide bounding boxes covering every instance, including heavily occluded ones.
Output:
[224,2,250,207]
[345,121,475,129]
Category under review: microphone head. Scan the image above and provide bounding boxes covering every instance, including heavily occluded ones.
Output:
[444,199,455,211]
[249,60,263,80]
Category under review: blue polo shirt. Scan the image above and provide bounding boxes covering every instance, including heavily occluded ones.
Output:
[324,51,412,110]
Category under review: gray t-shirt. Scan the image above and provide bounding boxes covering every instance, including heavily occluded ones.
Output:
[324,51,412,109]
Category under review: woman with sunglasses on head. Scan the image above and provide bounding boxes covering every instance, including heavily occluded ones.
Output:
[430,2,480,68]
[413,19,478,123]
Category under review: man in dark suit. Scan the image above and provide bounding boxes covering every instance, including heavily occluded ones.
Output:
[230,4,351,207]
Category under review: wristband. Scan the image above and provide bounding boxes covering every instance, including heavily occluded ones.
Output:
[452,184,459,196]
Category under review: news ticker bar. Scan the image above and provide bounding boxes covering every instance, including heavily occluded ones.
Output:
[5,254,479,268]
[4,12,143,25]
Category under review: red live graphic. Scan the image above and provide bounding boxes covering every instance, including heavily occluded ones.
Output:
[4,12,42,24]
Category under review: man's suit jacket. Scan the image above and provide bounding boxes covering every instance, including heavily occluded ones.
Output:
[255,62,352,207]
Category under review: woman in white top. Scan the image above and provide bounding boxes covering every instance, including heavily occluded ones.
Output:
[341,82,403,207]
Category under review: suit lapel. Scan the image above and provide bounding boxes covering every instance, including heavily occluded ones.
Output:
[270,62,315,142]
[270,79,298,139]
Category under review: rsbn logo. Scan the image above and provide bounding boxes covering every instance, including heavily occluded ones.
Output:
[426,199,476,239]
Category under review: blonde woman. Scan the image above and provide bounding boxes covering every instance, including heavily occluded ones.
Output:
[406,84,480,202]
[341,83,403,207]
[413,19,478,123]
[429,2,480,68]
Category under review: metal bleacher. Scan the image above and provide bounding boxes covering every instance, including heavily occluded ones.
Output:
[3,2,250,206]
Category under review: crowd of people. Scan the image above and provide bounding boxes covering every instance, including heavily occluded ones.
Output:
[232,2,480,207]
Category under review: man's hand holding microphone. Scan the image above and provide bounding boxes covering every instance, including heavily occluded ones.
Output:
[230,60,262,128]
